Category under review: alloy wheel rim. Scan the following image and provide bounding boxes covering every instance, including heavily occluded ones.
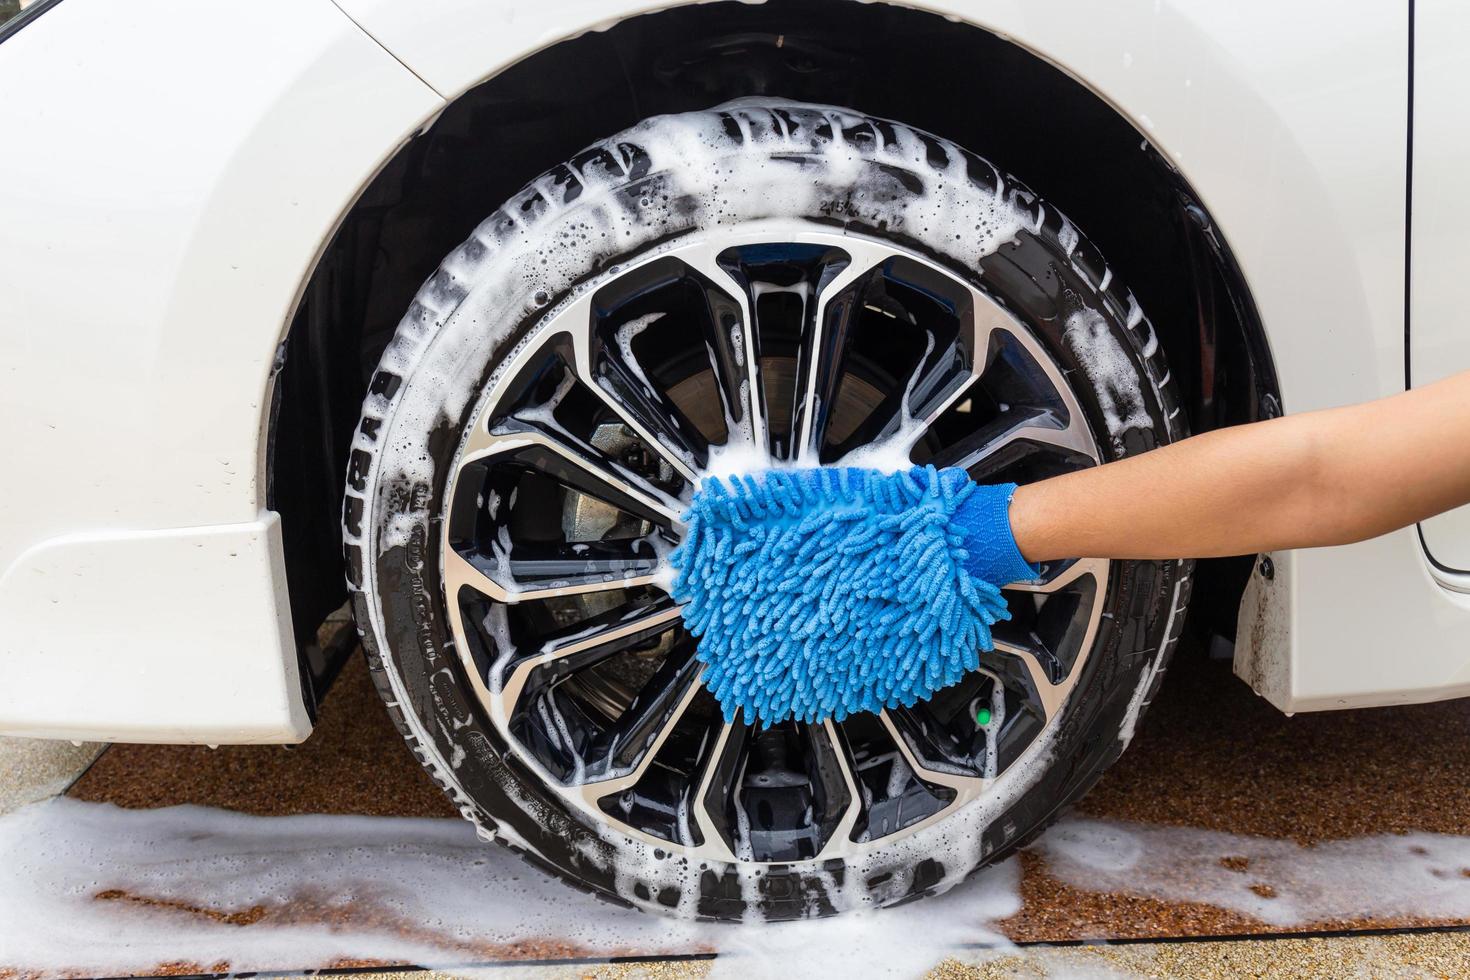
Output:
[440,221,1108,866]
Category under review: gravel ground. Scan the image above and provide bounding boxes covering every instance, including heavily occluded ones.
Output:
[69,650,455,819]
[0,737,103,815]
[945,931,1470,979]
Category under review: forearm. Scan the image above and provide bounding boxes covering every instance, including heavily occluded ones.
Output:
[1008,371,1470,562]
[1010,417,1328,561]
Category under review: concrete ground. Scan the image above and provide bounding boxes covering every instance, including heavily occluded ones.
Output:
[8,645,1470,976]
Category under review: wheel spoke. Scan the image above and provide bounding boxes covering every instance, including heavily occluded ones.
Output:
[492,603,683,722]
[692,721,747,862]
[933,404,1096,478]
[878,709,988,795]
[793,242,891,463]
[463,424,685,529]
[577,657,705,795]
[554,293,702,483]
[846,261,1005,458]
[1005,556,1108,595]
[679,246,769,458]
[444,539,662,605]
[992,636,1073,721]
[998,555,1108,723]
[902,289,1006,434]
[447,424,681,603]
[811,720,863,859]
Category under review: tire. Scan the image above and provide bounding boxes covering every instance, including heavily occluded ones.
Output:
[343,99,1192,920]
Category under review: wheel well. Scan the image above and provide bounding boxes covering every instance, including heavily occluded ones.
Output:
[269,0,1279,703]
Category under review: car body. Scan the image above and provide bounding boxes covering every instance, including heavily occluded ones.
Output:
[0,0,1466,750]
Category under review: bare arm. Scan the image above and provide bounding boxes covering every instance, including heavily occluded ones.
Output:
[1009,370,1470,562]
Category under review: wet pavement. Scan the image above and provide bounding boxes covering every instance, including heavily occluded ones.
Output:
[7,642,1470,976]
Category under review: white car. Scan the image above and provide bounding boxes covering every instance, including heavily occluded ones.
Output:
[2,0,1466,920]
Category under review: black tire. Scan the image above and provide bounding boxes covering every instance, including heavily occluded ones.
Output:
[343,100,1192,920]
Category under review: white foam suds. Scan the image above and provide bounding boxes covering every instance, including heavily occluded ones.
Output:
[649,558,679,594]
[1117,650,1163,749]
[697,333,933,483]
[1039,816,1470,928]
[0,799,680,975]
[1057,218,1079,257]
[829,415,926,474]
[702,857,1020,978]
[615,312,664,396]
[1061,308,1152,453]
[829,329,936,474]
[514,367,576,431]
[480,602,515,696]
[1125,293,1157,358]
[982,680,1005,778]
[490,525,519,599]
[0,798,1023,978]
[16,798,1470,976]
[1117,573,1181,748]
[698,433,775,483]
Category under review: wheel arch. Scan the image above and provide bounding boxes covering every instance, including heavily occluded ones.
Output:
[269,0,1283,704]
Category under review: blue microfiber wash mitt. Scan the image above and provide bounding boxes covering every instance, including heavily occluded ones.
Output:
[669,465,1039,725]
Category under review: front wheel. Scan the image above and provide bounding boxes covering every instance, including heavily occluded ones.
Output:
[343,100,1191,920]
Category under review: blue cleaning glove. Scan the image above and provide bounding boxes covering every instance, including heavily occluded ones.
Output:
[668,465,1039,726]
[948,479,1042,587]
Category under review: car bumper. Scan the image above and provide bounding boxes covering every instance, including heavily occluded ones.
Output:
[0,513,311,743]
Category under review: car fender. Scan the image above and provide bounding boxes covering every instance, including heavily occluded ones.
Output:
[0,0,441,740]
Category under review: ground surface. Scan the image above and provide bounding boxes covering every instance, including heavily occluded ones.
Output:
[7,644,1470,977]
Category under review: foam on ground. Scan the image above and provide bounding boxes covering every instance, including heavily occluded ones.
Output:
[1039,816,1470,927]
[0,798,1020,977]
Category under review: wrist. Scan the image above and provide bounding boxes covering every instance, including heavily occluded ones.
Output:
[951,481,1041,585]
[1008,483,1045,563]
